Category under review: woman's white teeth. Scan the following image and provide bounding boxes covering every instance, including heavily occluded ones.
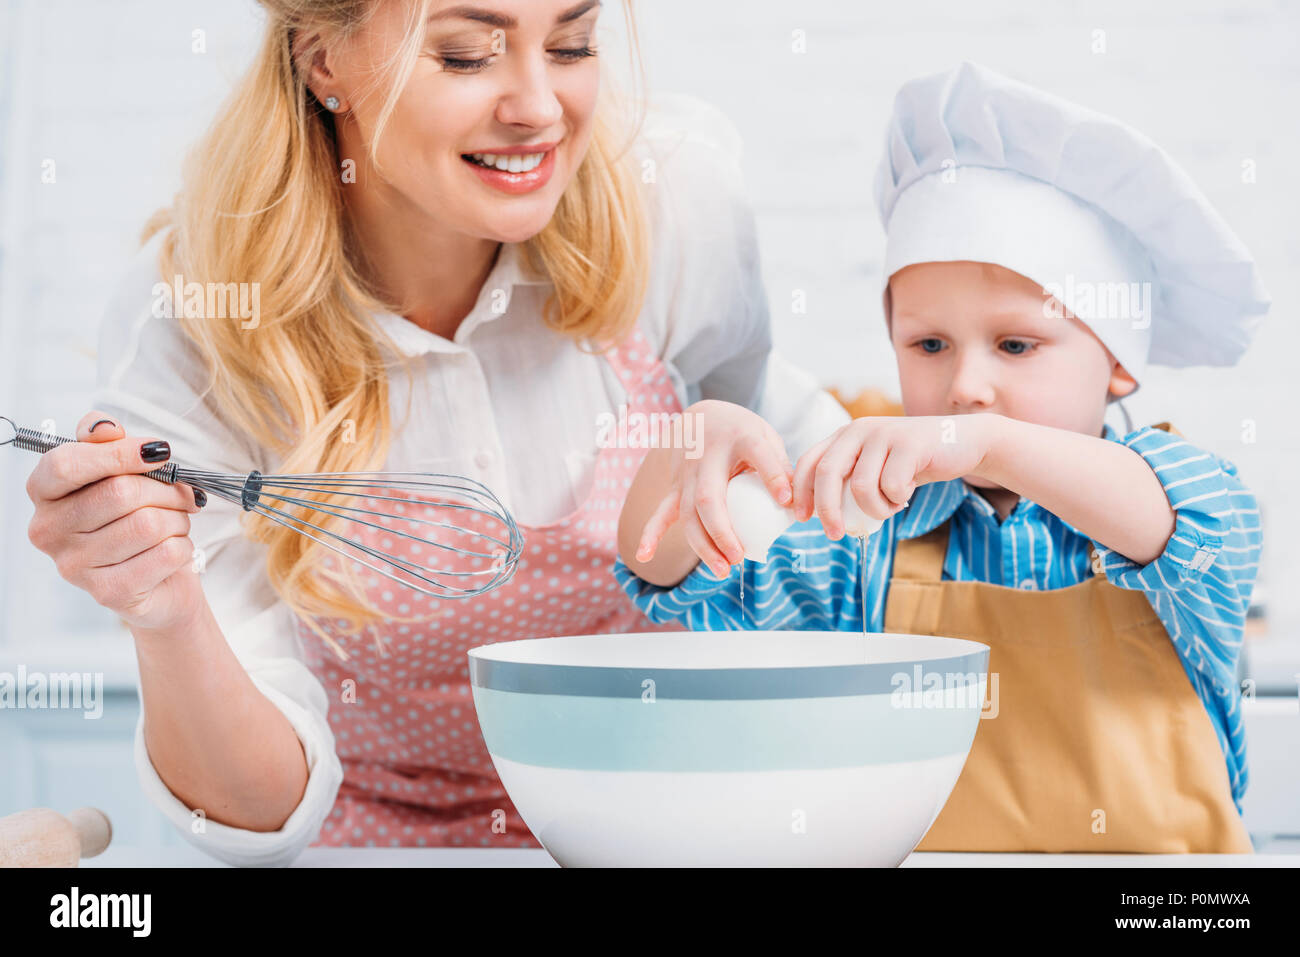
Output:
[468,152,545,173]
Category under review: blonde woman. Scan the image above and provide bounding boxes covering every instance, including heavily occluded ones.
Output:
[22,0,848,865]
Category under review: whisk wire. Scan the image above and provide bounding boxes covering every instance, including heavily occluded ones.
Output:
[252,501,515,599]
[258,490,509,558]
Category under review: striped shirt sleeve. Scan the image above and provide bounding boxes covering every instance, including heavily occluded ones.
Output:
[611,520,863,631]
[612,557,743,630]
[1092,426,1261,687]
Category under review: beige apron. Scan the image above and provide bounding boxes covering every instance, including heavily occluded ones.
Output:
[884,425,1252,853]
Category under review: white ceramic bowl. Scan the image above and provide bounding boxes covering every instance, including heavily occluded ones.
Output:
[468,631,988,867]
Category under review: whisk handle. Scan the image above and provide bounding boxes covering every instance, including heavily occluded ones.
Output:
[3,423,177,484]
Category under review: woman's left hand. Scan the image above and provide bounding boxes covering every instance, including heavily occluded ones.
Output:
[792,413,999,539]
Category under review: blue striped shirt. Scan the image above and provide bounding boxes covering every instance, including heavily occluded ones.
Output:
[613,423,1263,813]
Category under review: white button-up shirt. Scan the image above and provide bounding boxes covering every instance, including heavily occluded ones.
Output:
[93,94,850,866]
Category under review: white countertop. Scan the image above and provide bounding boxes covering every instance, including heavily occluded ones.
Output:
[80,846,1300,868]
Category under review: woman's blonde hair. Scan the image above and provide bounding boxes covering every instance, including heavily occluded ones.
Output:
[142,0,648,658]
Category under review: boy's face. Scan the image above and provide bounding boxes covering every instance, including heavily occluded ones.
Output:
[887,260,1137,494]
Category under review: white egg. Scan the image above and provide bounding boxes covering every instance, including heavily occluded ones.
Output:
[725,471,797,563]
[841,483,885,538]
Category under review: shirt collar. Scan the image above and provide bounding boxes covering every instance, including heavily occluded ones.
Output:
[894,420,1123,539]
[369,242,551,358]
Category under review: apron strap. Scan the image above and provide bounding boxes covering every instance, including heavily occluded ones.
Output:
[891,515,1106,583]
[602,323,657,397]
[891,520,951,582]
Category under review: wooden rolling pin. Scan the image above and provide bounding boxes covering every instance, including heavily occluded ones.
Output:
[0,808,112,867]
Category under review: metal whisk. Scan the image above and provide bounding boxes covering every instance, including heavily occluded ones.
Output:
[2,417,524,600]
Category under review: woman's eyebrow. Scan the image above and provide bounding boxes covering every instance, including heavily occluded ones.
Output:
[556,0,601,24]
[430,0,601,29]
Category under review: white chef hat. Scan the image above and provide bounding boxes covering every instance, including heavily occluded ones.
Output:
[874,61,1270,393]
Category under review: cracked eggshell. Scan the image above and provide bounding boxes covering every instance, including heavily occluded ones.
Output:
[841,483,886,539]
[725,470,797,563]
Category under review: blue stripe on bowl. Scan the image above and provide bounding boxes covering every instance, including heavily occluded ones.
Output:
[471,686,985,771]
[469,651,988,700]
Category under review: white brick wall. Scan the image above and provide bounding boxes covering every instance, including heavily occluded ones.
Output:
[0,0,262,647]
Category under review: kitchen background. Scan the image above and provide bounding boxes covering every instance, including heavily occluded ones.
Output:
[1,0,1296,851]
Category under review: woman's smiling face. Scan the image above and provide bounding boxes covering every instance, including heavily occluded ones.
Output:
[321,0,605,244]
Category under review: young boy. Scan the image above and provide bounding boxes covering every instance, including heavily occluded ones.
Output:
[612,62,1268,854]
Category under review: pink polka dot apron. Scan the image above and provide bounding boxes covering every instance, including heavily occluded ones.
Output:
[298,323,686,848]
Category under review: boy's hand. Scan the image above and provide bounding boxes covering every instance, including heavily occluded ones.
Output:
[792,413,996,540]
[627,400,793,580]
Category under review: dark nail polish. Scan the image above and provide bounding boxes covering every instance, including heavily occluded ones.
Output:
[141,441,170,463]
[193,488,207,508]
[89,419,117,434]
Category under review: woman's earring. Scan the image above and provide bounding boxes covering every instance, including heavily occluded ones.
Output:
[324,96,340,111]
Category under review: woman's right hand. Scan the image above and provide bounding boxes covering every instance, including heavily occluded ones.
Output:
[25,410,207,633]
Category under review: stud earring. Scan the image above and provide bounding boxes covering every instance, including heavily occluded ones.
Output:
[324,96,340,111]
